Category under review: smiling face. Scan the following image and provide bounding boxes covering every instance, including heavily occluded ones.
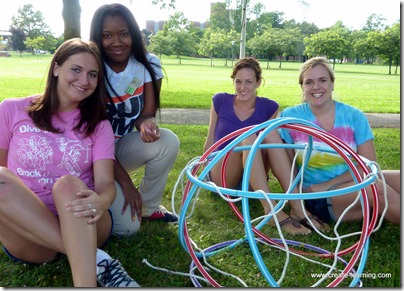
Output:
[233,67,261,102]
[53,52,99,112]
[301,64,334,108]
[101,14,132,72]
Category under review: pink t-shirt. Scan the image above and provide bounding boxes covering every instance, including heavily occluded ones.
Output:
[0,96,115,215]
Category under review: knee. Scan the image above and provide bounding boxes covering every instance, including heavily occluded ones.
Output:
[160,128,180,156]
[52,175,85,196]
[0,166,13,180]
[368,179,389,208]
[112,219,141,237]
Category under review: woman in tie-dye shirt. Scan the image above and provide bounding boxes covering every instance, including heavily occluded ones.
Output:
[279,57,400,225]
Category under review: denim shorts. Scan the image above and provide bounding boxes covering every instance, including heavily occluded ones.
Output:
[305,197,337,223]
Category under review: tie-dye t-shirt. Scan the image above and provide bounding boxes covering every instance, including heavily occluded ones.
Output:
[279,101,374,188]
[0,96,115,215]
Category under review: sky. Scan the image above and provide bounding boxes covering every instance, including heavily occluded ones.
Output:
[0,0,400,40]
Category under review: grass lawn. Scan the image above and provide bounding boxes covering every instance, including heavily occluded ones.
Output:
[0,53,400,113]
[0,54,400,287]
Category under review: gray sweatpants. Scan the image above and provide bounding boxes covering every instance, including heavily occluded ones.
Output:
[110,128,180,236]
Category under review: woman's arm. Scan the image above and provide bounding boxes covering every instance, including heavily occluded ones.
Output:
[113,158,142,220]
[93,159,116,205]
[203,103,218,153]
[135,82,160,143]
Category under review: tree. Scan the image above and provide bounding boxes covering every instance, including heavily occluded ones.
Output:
[160,12,198,63]
[9,28,26,55]
[351,30,376,64]
[61,0,177,41]
[198,28,238,66]
[209,2,232,32]
[368,23,400,74]
[149,31,173,58]
[362,13,387,32]
[151,0,176,9]
[304,26,350,69]
[62,0,81,40]
[10,4,52,40]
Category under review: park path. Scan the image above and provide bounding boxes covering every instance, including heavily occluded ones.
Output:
[159,108,400,128]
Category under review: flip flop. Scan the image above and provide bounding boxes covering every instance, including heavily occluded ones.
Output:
[278,216,311,235]
[299,215,331,232]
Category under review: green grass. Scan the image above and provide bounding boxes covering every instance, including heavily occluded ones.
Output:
[0,55,400,287]
[0,54,400,113]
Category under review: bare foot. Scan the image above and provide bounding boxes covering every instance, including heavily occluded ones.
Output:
[290,210,331,232]
[270,216,311,235]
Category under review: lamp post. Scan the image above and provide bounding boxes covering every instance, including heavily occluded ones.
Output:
[231,41,235,67]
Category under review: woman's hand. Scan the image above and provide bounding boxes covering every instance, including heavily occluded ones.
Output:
[139,117,160,143]
[65,190,109,224]
[120,181,143,222]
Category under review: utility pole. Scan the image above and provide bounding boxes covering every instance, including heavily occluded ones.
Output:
[239,0,247,58]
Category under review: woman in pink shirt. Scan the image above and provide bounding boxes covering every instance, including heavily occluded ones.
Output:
[0,38,138,287]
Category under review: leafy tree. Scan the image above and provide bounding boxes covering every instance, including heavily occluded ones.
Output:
[209,2,232,32]
[369,23,400,74]
[304,26,350,68]
[163,11,192,32]
[198,28,238,66]
[351,30,376,64]
[9,28,26,55]
[151,0,176,9]
[149,31,173,58]
[25,35,58,54]
[160,12,198,63]
[362,13,387,32]
[24,36,46,53]
[248,27,280,68]
[10,4,52,42]
[168,30,195,64]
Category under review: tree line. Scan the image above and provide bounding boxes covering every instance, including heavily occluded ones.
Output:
[3,1,399,74]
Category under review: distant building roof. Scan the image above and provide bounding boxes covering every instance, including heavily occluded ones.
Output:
[0,30,12,37]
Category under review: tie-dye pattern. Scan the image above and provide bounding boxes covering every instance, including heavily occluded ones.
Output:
[279,101,374,188]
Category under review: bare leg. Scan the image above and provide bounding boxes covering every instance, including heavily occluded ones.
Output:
[331,178,400,224]
[52,175,98,286]
[0,167,64,263]
[263,131,329,232]
[381,170,400,194]
[209,138,310,235]
[0,168,111,287]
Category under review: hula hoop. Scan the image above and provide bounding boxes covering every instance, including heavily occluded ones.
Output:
[177,117,379,287]
[189,238,364,287]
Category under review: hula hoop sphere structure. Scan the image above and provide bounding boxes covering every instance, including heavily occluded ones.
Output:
[177,117,382,287]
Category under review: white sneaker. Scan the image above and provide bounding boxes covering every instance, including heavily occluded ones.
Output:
[97,258,140,287]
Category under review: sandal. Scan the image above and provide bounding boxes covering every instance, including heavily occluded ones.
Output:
[299,215,331,232]
[277,216,311,235]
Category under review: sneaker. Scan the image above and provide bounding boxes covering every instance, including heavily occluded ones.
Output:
[97,258,140,287]
[143,205,178,223]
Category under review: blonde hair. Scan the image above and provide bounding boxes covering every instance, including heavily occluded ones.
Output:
[299,57,335,102]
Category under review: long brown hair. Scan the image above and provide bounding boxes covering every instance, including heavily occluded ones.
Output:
[27,38,107,137]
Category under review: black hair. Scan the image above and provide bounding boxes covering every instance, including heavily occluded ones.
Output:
[89,3,160,113]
